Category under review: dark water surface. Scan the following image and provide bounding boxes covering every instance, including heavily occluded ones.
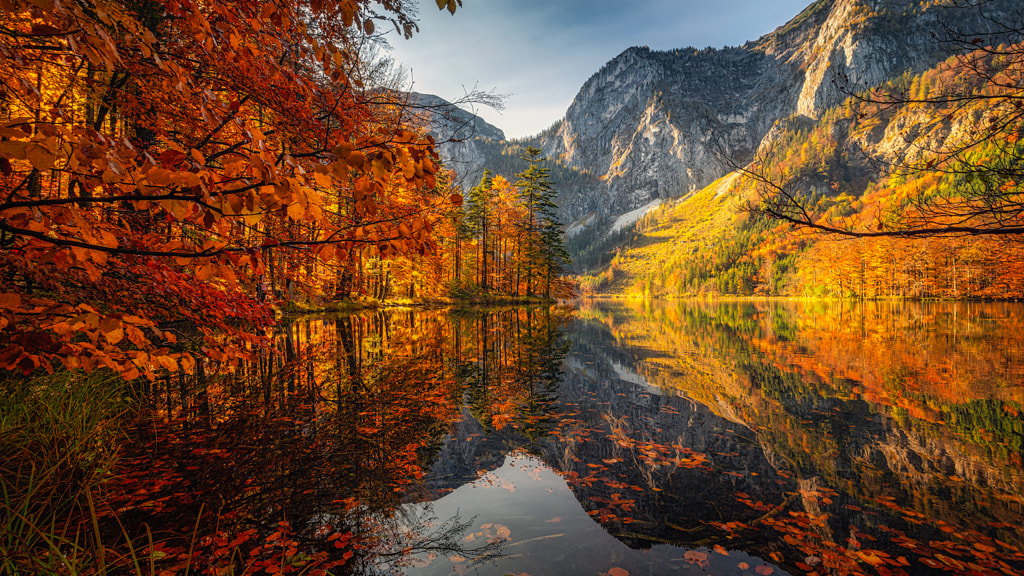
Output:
[118,301,1024,576]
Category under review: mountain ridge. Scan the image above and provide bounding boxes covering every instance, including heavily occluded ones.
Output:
[534,0,1019,226]
[421,0,1023,290]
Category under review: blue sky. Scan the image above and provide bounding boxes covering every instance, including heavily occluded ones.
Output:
[386,0,812,139]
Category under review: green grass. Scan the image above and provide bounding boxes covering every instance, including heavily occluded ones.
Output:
[0,370,133,575]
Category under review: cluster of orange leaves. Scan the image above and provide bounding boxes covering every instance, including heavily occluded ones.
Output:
[0,0,461,378]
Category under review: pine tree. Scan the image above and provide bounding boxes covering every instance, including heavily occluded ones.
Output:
[515,147,567,297]
[539,213,572,298]
[466,170,494,291]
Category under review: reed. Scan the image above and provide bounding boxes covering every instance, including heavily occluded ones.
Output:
[0,370,131,574]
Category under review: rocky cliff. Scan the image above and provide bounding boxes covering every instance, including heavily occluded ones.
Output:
[404,92,506,189]
[535,0,1020,225]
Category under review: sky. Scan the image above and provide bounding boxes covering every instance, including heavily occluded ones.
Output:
[386,0,812,139]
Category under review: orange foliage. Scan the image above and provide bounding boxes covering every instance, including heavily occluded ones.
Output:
[0,0,462,377]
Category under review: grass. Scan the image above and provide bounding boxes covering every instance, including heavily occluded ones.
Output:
[0,370,133,575]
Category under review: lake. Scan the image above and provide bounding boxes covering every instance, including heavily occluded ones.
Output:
[113,300,1024,576]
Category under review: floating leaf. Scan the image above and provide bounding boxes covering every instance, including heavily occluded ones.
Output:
[684,550,709,565]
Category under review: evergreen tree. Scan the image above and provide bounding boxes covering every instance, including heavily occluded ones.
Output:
[466,170,494,291]
[538,213,572,298]
[515,147,562,296]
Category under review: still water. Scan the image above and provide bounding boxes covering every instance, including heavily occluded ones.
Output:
[116,300,1024,576]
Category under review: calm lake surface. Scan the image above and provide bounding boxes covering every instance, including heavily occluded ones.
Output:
[119,300,1024,576]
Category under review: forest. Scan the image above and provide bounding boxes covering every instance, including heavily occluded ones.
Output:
[4,0,1024,574]
[580,35,1024,300]
[0,0,573,572]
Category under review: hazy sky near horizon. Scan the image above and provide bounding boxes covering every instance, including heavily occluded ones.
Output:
[386,0,811,139]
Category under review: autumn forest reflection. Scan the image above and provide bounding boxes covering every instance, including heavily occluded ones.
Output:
[112,301,1024,576]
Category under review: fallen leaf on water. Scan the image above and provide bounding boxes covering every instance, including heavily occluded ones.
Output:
[546,517,562,523]
[607,568,629,576]
[856,551,884,566]
[713,545,728,555]
[684,550,709,566]
[974,542,997,553]
[449,555,466,563]
[754,565,774,575]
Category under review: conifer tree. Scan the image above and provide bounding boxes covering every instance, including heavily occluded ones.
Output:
[515,147,565,296]
[467,170,494,291]
[538,211,572,298]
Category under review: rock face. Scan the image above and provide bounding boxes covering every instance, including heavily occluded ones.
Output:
[528,0,1019,223]
[405,92,506,189]
[413,0,1019,226]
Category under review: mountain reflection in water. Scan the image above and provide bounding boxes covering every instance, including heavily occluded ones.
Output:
[113,301,1024,576]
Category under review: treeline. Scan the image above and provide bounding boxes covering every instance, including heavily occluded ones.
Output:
[440,148,573,300]
[582,42,1024,300]
[0,0,484,378]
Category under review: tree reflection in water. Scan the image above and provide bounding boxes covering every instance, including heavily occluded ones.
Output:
[105,306,570,575]
[101,302,1024,576]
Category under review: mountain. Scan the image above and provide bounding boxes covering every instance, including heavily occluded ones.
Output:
[419,0,1023,292]
[570,0,1024,296]
[537,0,1019,225]
[402,92,506,189]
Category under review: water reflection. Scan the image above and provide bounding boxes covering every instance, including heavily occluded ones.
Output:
[111,301,1024,576]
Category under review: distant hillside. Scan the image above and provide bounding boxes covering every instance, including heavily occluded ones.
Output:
[579,45,1024,299]
[433,0,1021,281]
[532,0,1021,228]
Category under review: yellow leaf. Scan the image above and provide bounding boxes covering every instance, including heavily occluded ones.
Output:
[179,354,196,373]
[312,171,332,188]
[105,327,124,345]
[371,157,390,181]
[155,355,177,372]
[0,140,28,158]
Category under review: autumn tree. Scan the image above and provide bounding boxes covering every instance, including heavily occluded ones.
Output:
[0,0,465,378]
[748,0,1024,238]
